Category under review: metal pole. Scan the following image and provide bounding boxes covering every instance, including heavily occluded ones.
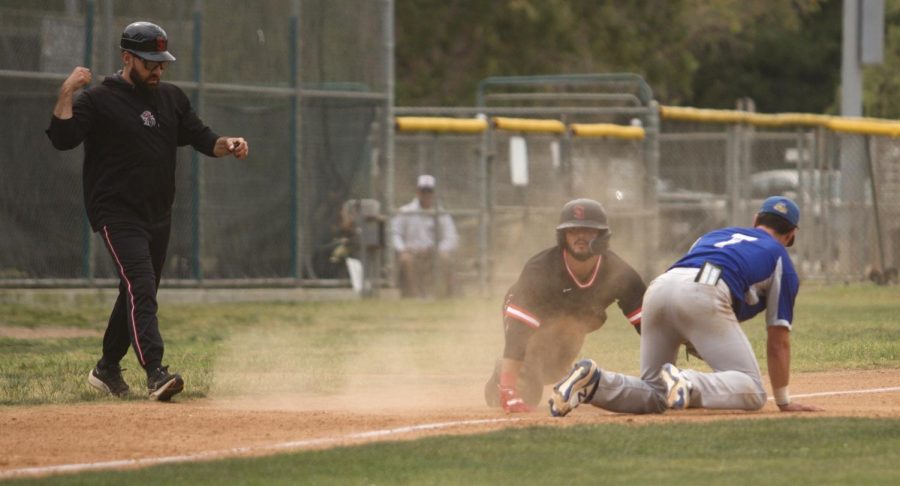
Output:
[102,0,114,76]
[81,0,94,282]
[430,134,440,295]
[840,0,867,279]
[289,0,302,280]
[824,129,838,283]
[383,0,396,291]
[795,127,810,271]
[191,1,204,282]
[478,121,493,295]
[863,136,887,274]
[645,100,660,278]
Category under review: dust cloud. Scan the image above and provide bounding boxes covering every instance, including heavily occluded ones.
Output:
[207,304,504,413]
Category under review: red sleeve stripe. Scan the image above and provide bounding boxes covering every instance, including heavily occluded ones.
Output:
[627,308,642,325]
[504,304,541,329]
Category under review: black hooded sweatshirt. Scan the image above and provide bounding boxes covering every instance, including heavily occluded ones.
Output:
[46,74,219,230]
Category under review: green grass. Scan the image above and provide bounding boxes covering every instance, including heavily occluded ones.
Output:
[742,283,900,371]
[1,284,898,404]
[1,284,898,483]
[0,296,505,404]
[8,418,899,485]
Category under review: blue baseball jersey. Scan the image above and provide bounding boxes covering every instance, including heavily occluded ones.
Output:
[669,227,799,328]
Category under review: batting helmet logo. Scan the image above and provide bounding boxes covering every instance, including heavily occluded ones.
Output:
[573,205,585,220]
[156,37,167,52]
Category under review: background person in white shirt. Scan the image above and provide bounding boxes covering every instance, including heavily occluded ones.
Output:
[391,174,459,297]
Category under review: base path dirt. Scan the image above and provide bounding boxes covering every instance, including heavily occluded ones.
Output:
[1,369,898,479]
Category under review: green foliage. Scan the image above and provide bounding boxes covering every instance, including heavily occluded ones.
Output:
[864,1,900,118]
[691,0,842,112]
[395,0,844,112]
[17,419,900,485]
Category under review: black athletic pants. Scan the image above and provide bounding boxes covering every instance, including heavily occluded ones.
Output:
[98,220,170,373]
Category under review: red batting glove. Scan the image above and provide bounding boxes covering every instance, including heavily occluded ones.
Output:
[499,385,532,413]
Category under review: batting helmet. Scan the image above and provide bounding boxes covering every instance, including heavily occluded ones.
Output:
[555,198,611,254]
[120,21,176,62]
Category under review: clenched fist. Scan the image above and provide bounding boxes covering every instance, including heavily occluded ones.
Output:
[62,66,92,93]
[53,66,92,119]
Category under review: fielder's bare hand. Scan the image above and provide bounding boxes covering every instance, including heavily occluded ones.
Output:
[778,401,824,412]
[53,66,92,119]
[214,137,249,159]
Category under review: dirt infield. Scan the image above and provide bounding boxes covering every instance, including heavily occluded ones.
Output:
[1,368,898,478]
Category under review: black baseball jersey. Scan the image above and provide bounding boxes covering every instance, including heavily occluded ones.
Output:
[502,246,646,360]
[46,74,220,230]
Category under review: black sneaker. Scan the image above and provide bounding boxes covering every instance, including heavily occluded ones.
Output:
[147,366,184,402]
[88,362,130,397]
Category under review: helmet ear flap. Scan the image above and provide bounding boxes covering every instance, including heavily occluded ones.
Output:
[590,231,611,254]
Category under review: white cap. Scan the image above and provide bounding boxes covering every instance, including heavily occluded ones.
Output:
[417,174,436,189]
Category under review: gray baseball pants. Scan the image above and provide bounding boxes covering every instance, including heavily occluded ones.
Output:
[587,268,768,413]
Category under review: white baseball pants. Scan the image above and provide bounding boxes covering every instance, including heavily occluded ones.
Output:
[588,268,767,413]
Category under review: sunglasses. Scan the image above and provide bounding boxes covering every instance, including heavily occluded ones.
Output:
[140,58,169,72]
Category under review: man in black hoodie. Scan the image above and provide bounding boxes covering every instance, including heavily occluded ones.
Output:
[46,21,249,401]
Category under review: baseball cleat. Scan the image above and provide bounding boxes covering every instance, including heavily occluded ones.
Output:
[549,359,600,417]
[660,363,691,410]
[147,366,184,402]
[88,362,130,397]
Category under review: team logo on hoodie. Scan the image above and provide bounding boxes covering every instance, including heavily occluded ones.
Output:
[140,110,157,127]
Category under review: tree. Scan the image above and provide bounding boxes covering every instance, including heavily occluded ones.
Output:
[864,1,900,118]
[395,0,843,114]
[689,0,841,113]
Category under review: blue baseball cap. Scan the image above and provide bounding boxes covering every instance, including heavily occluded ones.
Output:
[759,196,800,227]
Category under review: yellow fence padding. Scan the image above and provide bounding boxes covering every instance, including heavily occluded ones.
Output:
[744,113,832,127]
[570,123,645,140]
[395,117,488,133]
[397,110,900,138]
[659,106,750,124]
[827,117,900,137]
[660,105,900,137]
[491,117,566,134]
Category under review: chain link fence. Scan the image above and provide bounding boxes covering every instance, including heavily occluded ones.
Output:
[659,109,899,284]
[393,106,900,294]
[2,3,895,291]
[393,75,659,293]
[394,122,655,294]
[0,0,391,286]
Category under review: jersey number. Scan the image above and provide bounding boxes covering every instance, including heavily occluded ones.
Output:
[714,233,758,248]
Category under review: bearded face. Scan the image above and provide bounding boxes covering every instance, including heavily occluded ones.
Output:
[128,65,160,92]
[123,52,163,92]
[564,227,599,261]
